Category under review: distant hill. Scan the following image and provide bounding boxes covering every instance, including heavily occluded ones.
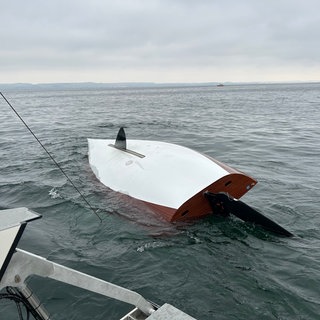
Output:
[0,82,227,91]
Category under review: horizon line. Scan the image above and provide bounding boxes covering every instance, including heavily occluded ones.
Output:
[1,80,319,89]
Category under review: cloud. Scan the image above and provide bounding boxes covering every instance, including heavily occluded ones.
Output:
[1,0,320,83]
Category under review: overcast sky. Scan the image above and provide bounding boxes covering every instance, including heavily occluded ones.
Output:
[1,0,320,83]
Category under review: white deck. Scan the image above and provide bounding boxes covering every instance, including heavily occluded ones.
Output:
[0,208,197,319]
[147,304,196,319]
[0,207,40,230]
[0,208,41,279]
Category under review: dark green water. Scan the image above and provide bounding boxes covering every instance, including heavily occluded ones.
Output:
[1,83,320,319]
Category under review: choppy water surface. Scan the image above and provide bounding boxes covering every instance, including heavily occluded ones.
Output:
[1,83,320,319]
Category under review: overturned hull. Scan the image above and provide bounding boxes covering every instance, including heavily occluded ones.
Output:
[88,128,292,236]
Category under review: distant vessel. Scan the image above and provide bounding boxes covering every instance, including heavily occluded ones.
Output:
[88,128,293,236]
[217,83,224,87]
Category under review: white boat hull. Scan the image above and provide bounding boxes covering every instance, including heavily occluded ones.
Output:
[88,135,257,221]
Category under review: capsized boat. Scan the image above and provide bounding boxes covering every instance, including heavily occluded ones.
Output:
[88,128,292,236]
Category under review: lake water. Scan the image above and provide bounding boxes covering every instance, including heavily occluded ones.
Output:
[1,83,320,319]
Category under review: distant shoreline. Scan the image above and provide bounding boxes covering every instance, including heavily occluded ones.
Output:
[1,81,319,91]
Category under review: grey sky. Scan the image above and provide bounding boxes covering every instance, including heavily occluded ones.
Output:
[1,0,319,83]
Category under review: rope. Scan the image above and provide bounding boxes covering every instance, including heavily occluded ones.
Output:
[0,287,44,320]
[0,91,102,222]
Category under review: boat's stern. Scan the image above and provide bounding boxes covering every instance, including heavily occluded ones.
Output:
[172,172,257,221]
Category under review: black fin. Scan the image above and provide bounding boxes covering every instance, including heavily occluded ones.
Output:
[205,192,293,237]
[114,127,126,150]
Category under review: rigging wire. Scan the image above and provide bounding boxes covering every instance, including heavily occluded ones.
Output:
[0,91,102,222]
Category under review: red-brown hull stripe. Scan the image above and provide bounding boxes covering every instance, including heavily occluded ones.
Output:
[141,173,257,222]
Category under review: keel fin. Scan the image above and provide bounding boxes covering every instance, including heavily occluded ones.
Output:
[109,127,145,158]
[205,192,293,237]
[115,127,126,150]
